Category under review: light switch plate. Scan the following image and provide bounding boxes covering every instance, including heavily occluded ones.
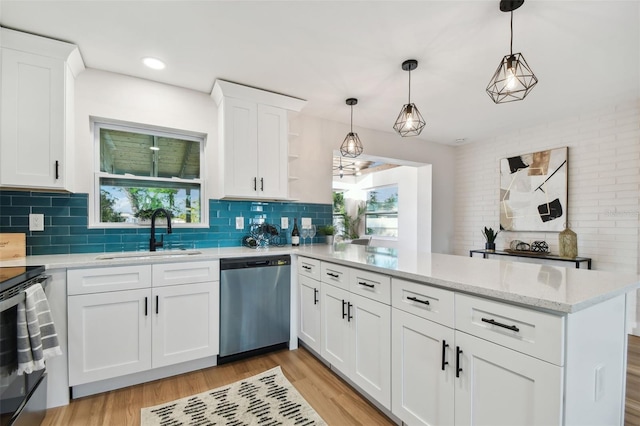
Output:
[29,213,44,231]
[235,217,244,230]
[281,217,289,229]
[301,217,312,228]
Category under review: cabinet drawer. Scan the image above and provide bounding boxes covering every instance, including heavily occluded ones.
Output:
[455,293,565,366]
[321,262,350,290]
[391,278,454,328]
[298,256,321,280]
[68,265,151,295]
[152,261,219,287]
[350,269,390,305]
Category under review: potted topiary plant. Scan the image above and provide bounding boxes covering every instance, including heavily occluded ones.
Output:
[318,225,335,245]
[482,226,501,251]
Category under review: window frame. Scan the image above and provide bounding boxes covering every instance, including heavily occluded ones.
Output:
[89,118,208,229]
[364,184,398,240]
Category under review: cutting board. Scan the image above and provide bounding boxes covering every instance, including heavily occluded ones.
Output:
[0,233,26,259]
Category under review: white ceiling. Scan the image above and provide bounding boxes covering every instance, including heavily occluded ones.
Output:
[1,1,638,145]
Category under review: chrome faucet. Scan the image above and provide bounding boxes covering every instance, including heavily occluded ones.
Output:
[149,208,173,251]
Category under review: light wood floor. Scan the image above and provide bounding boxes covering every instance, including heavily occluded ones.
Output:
[42,346,395,426]
[626,334,640,426]
[43,335,640,426]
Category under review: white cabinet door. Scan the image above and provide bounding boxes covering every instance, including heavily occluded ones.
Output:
[0,48,68,189]
[454,331,563,426]
[257,104,288,199]
[350,293,391,410]
[299,275,321,354]
[152,281,219,368]
[68,289,151,386]
[321,283,350,375]
[221,97,258,197]
[392,308,455,426]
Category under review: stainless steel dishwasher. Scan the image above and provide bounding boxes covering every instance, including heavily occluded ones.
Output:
[218,255,291,363]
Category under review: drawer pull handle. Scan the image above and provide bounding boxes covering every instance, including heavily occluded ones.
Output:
[358,281,375,288]
[313,288,319,305]
[342,300,347,319]
[407,296,430,306]
[441,340,449,371]
[347,302,353,322]
[156,295,159,314]
[302,265,312,270]
[327,272,339,278]
[144,297,148,316]
[456,346,463,378]
[481,318,520,332]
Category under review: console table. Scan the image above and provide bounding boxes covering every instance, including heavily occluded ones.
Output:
[469,249,592,269]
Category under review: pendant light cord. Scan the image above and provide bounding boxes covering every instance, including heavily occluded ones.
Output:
[350,104,354,132]
[510,10,513,56]
[408,69,412,104]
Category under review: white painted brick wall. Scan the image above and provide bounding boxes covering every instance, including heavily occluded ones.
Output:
[453,99,640,334]
[453,99,640,274]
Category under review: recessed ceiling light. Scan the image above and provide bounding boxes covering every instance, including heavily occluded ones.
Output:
[142,57,166,70]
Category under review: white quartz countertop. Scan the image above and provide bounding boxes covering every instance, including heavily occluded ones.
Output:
[2,244,638,314]
[295,245,640,314]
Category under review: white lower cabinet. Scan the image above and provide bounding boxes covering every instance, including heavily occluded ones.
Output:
[152,282,219,368]
[298,274,321,354]
[321,281,391,409]
[68,288,151,385]
[391,279,564,426]
[68,262,219,387]
[454,331,562,426]
[392,308,455,426]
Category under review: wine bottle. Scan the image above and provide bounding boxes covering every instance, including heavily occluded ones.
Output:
[291,218,300,246]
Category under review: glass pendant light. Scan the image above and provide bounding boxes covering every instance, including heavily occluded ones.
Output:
[486,0,538,103]
[340,98,363,158]
[393,59,426,137]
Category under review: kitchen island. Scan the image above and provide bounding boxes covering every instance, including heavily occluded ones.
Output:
[2,244,638,425]
[293,244,639,426]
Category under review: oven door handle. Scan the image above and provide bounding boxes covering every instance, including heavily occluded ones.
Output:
[0,275,51,312]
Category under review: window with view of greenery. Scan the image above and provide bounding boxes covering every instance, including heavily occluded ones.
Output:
[93,121,205,226]
[365,185,398,238]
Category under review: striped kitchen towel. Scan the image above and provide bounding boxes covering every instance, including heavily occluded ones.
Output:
[16,283,62,375]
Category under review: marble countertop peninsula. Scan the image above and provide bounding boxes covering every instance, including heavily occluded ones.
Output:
[2,244,637,314]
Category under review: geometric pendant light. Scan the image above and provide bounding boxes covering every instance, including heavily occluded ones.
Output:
[393,59,426,137]
[340,98,364,158]
[486,0,538,104]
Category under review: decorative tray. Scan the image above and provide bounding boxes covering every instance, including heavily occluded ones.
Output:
[504,249,551,256]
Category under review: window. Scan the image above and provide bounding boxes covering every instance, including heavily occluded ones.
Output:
[92,120,206,227]
[365,185,398,238]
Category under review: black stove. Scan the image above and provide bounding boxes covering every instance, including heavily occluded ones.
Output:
[0,266,45,295]
[0,264,48,426]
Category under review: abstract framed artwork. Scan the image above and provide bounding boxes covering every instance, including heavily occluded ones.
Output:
[500,147,568,232]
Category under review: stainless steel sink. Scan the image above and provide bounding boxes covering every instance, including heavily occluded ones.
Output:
[95,250,202,260]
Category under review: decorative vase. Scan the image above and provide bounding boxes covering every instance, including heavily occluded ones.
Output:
[485,242,496,251]
[559,223,577,258]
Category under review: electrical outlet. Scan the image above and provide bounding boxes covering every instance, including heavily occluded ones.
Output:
[281,217,289,229]
[235,217,244,230]
[301,217,312,228]
[29,213,44,231]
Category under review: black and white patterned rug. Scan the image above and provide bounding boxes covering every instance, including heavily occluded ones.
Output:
[141,366,327,426]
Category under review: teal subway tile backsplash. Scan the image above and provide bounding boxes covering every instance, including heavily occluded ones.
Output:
[0,190,332,255]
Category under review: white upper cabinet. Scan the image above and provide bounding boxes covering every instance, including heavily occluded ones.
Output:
[211,80,305,200]
[0,28,84,191]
